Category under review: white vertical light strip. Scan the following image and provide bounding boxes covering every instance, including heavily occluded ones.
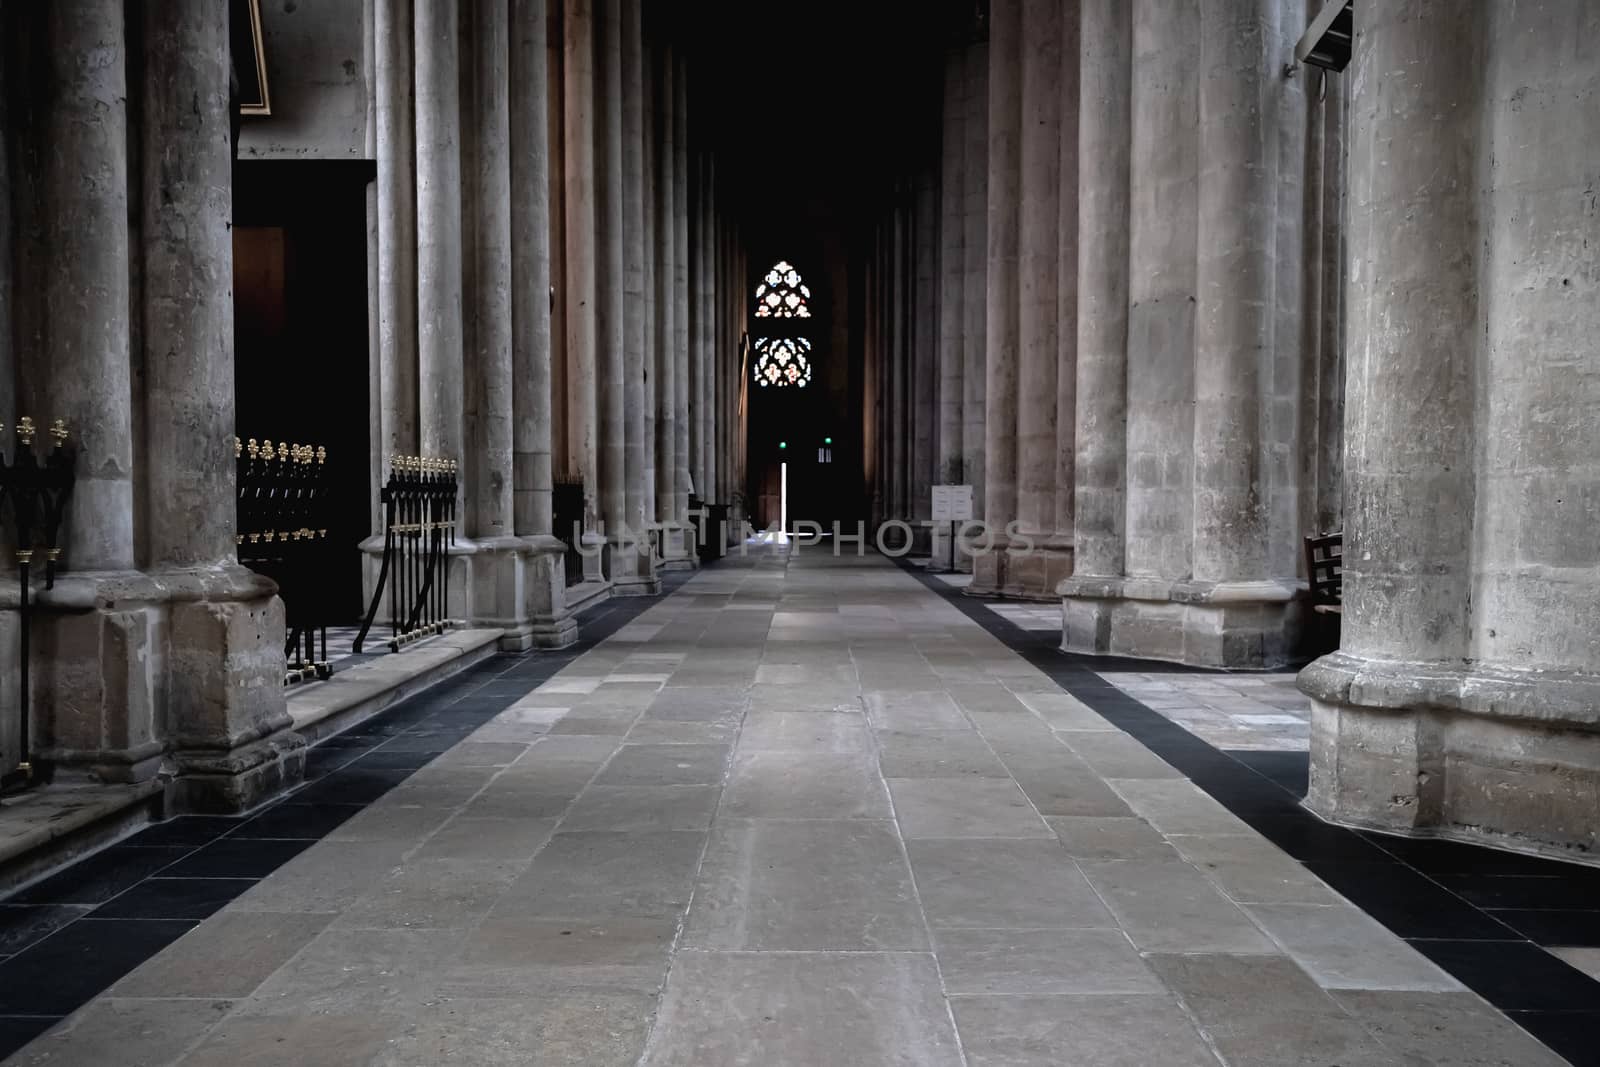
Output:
[780,461,788,539]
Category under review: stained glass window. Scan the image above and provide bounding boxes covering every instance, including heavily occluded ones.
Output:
[753,260,812,320]
[753,337,813,388]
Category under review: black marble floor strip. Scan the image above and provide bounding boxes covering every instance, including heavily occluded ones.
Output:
[896,556,1600,1067]
[0,565,699,1060]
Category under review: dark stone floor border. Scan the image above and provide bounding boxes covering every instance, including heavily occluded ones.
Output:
[0,565,703,1059]
[893,554,1600,1067]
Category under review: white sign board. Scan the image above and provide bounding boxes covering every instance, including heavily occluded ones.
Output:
[931,484,974,522]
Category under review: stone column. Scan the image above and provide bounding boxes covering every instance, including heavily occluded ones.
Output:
[653,43,678,533]
[639,21,657,533]
[1067,0,1129,581]
[937,47,965,495]
[1299,0,1485,831]
[39,1,135,574]
[962,40,989,533]
[415,0,464,485]
[464,0,546,648]
[1052,5,1080,574]
[1120,0,1198,628]
[563,0,599,529]
[1008,0,1061,598]
[594,0,628,587]
[888,196,907,520]
[131,0,300,809]
[912,167,938,542]
[470,0,514,547]
[612,0,657,593]
[973,0,1021,595]
[666,52,696,564]
[28,3,158,789]
[1060,0,1131,649]
[376,0,418,462]
[1190,0,1274,585]
[510,0,576,646]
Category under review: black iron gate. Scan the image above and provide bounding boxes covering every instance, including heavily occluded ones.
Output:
[354,455,458,653]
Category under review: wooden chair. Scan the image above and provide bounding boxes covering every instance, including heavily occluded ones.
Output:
[1304,532,1343,614]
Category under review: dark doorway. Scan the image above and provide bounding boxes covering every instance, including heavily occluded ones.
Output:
[232,160,373,624]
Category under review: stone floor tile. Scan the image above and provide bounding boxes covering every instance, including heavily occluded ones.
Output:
[1243,902,1467,991]
[747,683,863,713]
[875,728,1010,778]
[560,785,721,832]
[332,858,521,931]
[888,777,1054,838]
[410,815,558,862]
[720,750,892,819]
[1331,990,1571,1066]
[933,927,1163,995]
[863,690,970,732]
[178,1010,400,1067]
[447,916,678,996]
[10,996,234,1067]
[324,801,457,844]
[222,839,409,914]
[1055,730,1183,778]
[1079,859,1277,954]
[1015,691,1115,730]
[624,718,741,745]
[1001,755,1136,817]
[500,830,706,919]
[906,838,1113,928]
[1106,778,1255,834]
[683,820,926,950]
[641,951,963,1067]
[736,710,872,754]
[589,743,730,787]
[951,994,1221,1066]
[245,928,459,1014]
[1167,833,1341,903]
[1146,952,1398,1067]
[113,911,334,998]
[372,993,656,1066]
[1046,816,1183,861]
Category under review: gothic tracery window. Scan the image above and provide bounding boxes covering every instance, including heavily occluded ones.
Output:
[754,261,811,320]
[754,337,813,388]
[752,260,813,389]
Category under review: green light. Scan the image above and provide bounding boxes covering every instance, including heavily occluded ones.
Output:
[824,436,832,445]
[779,441,787,450]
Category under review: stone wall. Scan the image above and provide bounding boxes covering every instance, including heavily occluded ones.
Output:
[1300,0,1600,859]
[237,0,372,161]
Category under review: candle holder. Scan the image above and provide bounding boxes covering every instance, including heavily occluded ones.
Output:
[0,417,75,794]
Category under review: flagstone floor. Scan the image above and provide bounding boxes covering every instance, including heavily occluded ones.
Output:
[4,550,1575,1065]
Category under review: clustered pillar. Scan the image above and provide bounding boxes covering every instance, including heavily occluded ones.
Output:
[1053,0,1336,665]
[3,0,301,808]
[1300,0,1600,857]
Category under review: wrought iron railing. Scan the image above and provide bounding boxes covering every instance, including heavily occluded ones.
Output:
[354,455,458,653]
[235,437,334,684]
[0,417,74,792]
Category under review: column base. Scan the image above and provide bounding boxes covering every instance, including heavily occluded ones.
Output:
[1003,537,1073,600]
[1057,576,1305,669]
[658,527,699,571]
[609,535,660,597]
[1299,651,1600,862]
[965,536,1072,600]
[464,536,580,651]
[928,525,973,574]
[29,566,304,812]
